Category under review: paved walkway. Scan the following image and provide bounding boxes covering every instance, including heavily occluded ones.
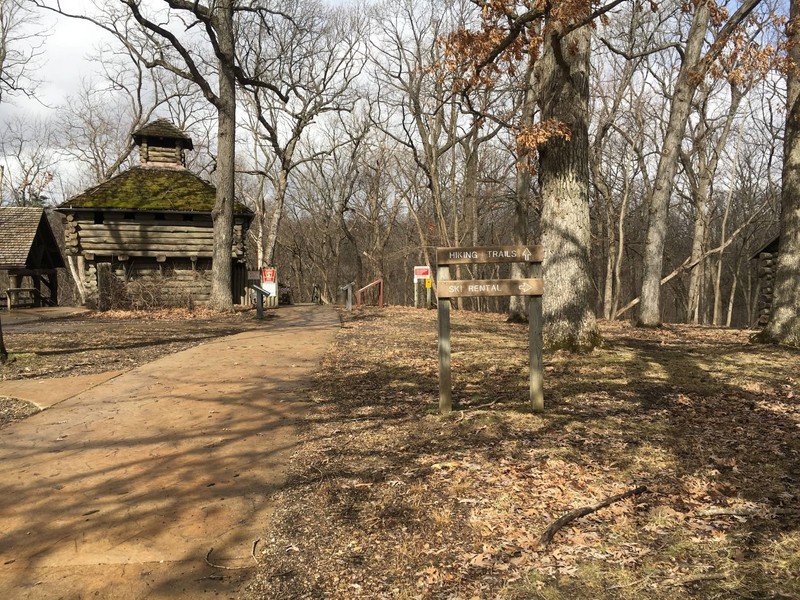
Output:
[0,305,340,599]
[0,306,89,326]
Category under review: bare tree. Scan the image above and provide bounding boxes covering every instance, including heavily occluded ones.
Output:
[0,116,57,206]
[637,0,763,326]
[0,0,47,101]
[371,0,479,251]
[239,0,365,268]
[36,0,288,311]
[57,50,211,188]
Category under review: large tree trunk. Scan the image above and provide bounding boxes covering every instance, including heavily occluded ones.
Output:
[638,3,709,326]
[208,0,236,312]
[509,62,536,322]
[536,21,598,350]
[760,0,800,346]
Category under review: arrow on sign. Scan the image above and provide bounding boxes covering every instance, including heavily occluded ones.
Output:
[522,247,532,261]
[518,282,533,294]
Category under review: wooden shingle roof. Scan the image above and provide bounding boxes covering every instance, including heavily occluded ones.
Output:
[132,119,194,150]
[0,207,65,269]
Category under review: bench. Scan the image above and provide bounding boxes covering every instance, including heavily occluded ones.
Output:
[6,288,41,310]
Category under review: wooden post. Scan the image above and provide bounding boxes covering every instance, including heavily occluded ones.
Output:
[435,245,545,415]
[256,288,264,320]
[437,265,452,415]
[414,279,419,309]
[426,281,432,308]
[529,262,544,411]
[343,283,354,311]
[247,284,267,319]
[0,314,7,363]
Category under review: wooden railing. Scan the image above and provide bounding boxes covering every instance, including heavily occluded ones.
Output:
[356,279,384,308]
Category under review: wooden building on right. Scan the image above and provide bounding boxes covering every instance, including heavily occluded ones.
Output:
[754,236,780,327]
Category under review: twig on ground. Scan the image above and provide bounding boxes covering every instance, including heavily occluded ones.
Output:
[665,572,727,586]
[697,506,793,518]
[539,485,648,547]
[204,547,253,570]
[251,538,262,564]
[606,576,651,591]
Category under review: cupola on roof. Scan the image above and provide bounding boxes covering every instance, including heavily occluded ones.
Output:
[131,119,194,168]
[132,119,194,150]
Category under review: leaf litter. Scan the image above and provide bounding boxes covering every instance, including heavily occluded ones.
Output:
[243,307,800,599]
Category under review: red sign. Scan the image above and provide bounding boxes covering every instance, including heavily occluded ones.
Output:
[413,265,431,279]
[261,268,276,283]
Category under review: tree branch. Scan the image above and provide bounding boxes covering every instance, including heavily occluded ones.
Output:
[614,199,770,319]
[539,486,648,547]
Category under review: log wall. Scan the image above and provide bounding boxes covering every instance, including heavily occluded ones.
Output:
[139,140,186,166]
[757,251,777,326]
[64,213,247,261]
[63,211,250,308]
[78,256,214,308]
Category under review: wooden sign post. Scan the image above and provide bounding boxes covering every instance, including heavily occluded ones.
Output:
[436,245,545,415]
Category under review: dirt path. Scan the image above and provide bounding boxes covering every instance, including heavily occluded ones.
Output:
[0,305,339,599]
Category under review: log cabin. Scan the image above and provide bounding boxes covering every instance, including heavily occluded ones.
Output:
[57,120,252,309]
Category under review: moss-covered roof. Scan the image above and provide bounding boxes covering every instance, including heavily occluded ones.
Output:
[133,119,194,149]
[60,167,251,215]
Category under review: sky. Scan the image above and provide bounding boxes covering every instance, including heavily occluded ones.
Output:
[1,3,113,122]
[1,2,148,204]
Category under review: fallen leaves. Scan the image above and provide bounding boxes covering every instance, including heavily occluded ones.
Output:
[243,307,800,600]
[0,395,39,428]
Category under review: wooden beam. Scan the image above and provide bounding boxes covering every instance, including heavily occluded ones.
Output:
[78,223,212,234]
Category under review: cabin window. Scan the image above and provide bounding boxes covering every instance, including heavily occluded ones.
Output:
[182,213,194,221]
[124,212,135,220]
[94,211,104,224]
[154,213,166,221]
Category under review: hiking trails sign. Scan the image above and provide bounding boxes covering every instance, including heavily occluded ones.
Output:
[435,245,545,415]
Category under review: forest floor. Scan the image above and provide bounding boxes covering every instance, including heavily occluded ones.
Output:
[2,306,799,599]
[242,306,800,600]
